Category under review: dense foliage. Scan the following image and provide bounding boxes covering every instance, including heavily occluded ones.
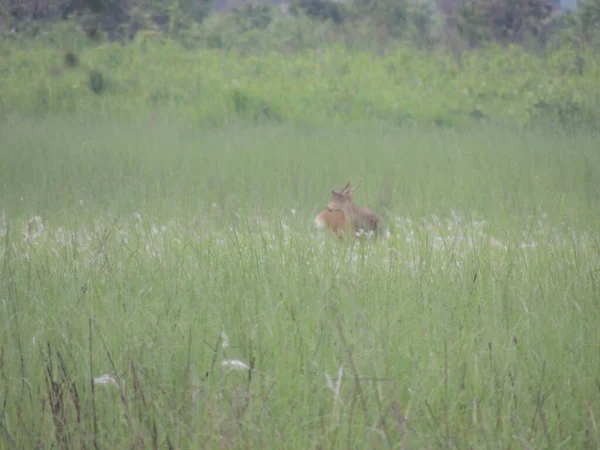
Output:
[3,0,600,50]
[2,0,600,132]
[1,29,599,131]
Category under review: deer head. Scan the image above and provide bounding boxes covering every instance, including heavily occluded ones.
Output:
[327,181,361,213]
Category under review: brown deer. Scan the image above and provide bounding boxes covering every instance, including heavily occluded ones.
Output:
[314,182,380,238]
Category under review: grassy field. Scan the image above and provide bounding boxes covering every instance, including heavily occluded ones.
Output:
[1,116,599,449]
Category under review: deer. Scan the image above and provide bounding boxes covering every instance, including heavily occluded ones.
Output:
[314,181,380,238]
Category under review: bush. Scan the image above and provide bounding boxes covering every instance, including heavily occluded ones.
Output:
[1,35,599,132]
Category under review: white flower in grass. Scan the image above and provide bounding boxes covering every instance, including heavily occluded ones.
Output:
[325,365,343,401]
[432,236,445,250]
[24,216,45,241]
[490,237,507,249]
[519,241,537,249]
[221,359,250,371]
[93,374,119,387]
[221,331,230,349]
[0,210,6,235]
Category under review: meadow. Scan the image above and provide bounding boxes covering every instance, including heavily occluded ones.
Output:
[1,27,600,449]
[1,114,599,449]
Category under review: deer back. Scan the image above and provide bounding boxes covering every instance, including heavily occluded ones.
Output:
[342,203,379,233]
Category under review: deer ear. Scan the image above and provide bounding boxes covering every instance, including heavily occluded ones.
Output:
[348,181,361,194]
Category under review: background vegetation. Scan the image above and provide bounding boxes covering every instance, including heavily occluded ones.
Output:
[1,0,600,130]
[1,0,600,448]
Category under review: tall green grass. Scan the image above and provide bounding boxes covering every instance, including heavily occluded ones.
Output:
[1,118,599,448]
[2,117,599,224]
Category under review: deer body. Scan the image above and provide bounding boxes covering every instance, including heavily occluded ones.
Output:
[314,208,352,237]
[343,203,379,235]
[315,182,380,238]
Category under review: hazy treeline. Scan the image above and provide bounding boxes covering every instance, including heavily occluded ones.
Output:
[2,0,600,51]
